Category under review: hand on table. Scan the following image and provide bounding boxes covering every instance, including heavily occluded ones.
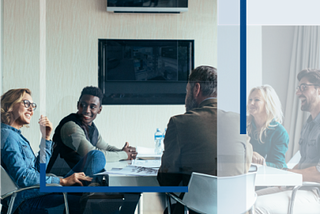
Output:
[122,142,138,160]
[60,172,92,186]
[252,152,266,165]
[38,115,53,141]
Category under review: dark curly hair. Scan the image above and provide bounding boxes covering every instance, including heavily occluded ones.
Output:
[79,86,103,106]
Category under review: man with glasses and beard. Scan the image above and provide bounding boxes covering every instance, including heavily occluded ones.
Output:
[158,66,253,214]
[255,69,320,214]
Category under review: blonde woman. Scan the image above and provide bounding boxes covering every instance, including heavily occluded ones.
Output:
[247,85,289,169]
[1,88,105,214]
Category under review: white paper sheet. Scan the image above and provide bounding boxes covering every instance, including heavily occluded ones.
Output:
[95,165,159,176]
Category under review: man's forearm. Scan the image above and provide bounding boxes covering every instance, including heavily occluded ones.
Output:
[289,166,320,182]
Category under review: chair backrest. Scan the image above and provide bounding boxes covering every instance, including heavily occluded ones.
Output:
[182,172,217,213]
[182,172,257,214]
[1,165,18,199]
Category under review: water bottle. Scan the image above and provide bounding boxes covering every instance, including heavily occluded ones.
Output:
[154,128,163,155]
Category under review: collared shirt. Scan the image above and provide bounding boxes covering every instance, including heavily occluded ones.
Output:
[1,123,60,212]
[298,114,320,172]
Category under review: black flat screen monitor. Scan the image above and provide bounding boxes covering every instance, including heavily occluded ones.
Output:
[98,39,194,104]
[107,0,188,13]
[107,0,188,7]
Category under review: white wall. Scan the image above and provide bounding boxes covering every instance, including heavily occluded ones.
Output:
[2,0,217,152]
[247,26,295,119]
[247,26,262,93]
[261,26,295,113]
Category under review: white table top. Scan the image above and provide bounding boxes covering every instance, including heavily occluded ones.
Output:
[104,161,303,187]
[254,164,302,186]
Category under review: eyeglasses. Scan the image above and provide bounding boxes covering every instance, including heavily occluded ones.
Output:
[22,100,37,110]
[296,84,319,92]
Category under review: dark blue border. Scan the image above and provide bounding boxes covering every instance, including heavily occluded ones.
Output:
[240,24,247,134]
[218,0,320,25]
[218,0,320,134]
[40,164,188,193]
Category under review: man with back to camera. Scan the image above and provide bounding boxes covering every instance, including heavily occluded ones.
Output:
[255,69,320,214]
[47,86,140,214]
[157,66,253,214]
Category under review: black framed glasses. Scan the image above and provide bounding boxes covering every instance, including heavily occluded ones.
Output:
[22,100,37,110]
[296,83,319,92]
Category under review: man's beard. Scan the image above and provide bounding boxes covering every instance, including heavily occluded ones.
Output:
[301,100,310,111]
[185,92,198,112]
[300,95,315,112]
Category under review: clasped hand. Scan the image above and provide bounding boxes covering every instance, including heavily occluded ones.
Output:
[252,151,266,165]
[38,115,53,141]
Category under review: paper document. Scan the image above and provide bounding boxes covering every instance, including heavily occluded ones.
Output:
[131,159,161,168]
[136,146,162,159]
[95,165,158,176]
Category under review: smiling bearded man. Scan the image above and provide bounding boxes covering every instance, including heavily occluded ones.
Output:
[255,69,320,214]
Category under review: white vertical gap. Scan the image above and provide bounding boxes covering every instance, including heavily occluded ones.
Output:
[0,0,3,96]
[39,0,46,114]
[217,26,240,113]
[39,0,46,163]
[247,26,262,94]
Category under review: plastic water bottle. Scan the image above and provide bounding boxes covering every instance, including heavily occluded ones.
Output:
[154,128,163,155]
[162,128,167,151]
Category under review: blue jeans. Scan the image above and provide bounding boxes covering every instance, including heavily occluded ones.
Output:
[17,150,106,214]
[64,150,106,185]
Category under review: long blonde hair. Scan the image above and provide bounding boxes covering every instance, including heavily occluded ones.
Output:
[1,88,32,125]
[247,85,283,144]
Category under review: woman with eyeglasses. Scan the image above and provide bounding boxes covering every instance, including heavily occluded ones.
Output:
[1,88,106,214]
[247,85,289,169]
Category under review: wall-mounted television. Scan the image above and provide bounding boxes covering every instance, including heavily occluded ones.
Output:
[107,0,188,13]
[98,39,194,105]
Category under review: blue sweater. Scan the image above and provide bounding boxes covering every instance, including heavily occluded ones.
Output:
[249,120,289,169]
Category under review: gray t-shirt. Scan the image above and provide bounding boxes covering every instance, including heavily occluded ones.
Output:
[298,113,320,172]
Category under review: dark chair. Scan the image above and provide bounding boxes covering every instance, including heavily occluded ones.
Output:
[1,165,69,214]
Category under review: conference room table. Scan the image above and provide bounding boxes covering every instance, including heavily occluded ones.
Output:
[100,160,303,214]
[253,164,302,186]
[103,160,303,187]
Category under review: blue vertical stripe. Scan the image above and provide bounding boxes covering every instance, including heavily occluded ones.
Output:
[240,0,247,134]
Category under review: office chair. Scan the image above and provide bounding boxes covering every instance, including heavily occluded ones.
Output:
[285,151,320,214]
[287,182,320,214]
[1,165,69,214]
[166,171,257,214]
